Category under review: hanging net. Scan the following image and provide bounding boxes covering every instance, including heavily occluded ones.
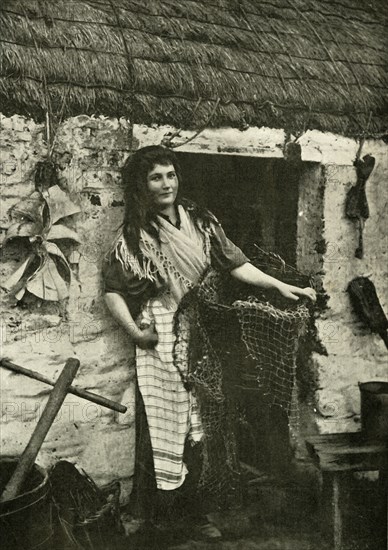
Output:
[173,248,314,506]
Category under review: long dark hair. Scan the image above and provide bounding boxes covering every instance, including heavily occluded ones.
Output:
[122,145,181,252]
[121,145,218,253]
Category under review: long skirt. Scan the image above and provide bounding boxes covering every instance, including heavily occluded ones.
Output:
[129,380,207,524]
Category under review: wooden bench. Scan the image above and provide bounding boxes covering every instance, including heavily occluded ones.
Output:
[306,432,388,550]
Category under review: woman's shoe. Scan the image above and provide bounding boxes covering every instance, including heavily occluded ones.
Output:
[121,514,151,536]
[194,516,222,541]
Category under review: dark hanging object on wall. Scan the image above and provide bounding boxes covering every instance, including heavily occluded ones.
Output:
[345,154,375,259]
[35,160,59,192]
[284,141,302,166]
[347,277,388,349]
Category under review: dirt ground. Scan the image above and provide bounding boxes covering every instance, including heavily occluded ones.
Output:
[115,472,386,550]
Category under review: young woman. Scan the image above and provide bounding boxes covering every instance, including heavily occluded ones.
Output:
[103,145,316,538]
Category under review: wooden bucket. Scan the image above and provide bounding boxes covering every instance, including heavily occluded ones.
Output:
[0,458,53,550]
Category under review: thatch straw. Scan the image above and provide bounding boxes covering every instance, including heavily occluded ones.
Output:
[0,0,387,137]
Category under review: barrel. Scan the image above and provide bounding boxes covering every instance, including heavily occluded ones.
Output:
[0,458,53,550]
[359,381,388,440]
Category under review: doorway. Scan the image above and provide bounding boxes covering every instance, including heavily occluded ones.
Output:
[177,152,300,266]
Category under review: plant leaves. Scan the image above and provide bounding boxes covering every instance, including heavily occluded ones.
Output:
[2,221,43,246]
[1,252,44,299]
[68,250,81,264]
[2,185,81,302]
[46,241,70,262]
[2,256,33,292]
[46,241,72,285]
[27,256,69,301]
[43,186,81,225]
[47,224,82,243]
[8,192,46,223]
[15,287,26,300]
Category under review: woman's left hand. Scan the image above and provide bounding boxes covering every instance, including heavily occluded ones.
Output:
[231,262,317,303]
[278,283,317,303]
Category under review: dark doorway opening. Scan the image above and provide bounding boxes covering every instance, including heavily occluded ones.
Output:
[177,152,300,266]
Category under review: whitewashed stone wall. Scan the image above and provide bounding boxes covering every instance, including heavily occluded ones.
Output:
[0,114,136,500]
[297,134,388,434]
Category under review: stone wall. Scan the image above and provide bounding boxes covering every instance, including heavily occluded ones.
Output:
[0,114,136,500]
[297,133,388,434]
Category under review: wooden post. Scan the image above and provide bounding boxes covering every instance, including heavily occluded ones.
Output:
[0,358,80,502]
[333,473,342,550]
[379,468,388,550]
[322,472,342,550]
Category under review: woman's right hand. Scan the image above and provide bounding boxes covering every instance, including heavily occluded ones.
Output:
[134,321,158,349]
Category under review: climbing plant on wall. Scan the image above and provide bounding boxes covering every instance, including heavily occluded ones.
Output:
[1,160,81,302]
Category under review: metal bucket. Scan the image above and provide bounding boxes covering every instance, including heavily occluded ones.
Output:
[359,381,388,440]
[0,458,53,550]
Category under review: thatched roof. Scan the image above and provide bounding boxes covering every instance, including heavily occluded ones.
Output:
[1,0,387,137]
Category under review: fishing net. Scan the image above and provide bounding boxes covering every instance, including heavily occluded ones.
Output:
[174,247,313,506]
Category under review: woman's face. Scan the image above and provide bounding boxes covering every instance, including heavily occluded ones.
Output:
[146,163,179,210]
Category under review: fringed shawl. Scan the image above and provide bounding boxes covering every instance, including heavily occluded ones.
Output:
[111,205,213,303]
